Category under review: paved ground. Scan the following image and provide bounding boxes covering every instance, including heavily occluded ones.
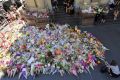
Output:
[1,23,120,80]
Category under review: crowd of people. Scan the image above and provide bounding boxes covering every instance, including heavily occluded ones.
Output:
[94,0,120,24]
[51,0,74,15]
[51,0,120,24]
[0,0,22,26]
[1,0,120,26]
[63,0,74,14]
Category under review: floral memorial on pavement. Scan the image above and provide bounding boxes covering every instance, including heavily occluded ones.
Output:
[0,21,107,77]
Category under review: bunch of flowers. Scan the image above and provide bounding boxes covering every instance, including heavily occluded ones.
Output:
[0,23,107,76]
[26,11,49,19]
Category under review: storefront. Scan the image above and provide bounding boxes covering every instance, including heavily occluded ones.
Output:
[20,0,52,27]
[24,0,110,13]
[24,0,110,26]
[25,0,52,11]
[75,0,109,25]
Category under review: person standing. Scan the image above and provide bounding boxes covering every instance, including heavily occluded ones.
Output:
[51,0,58,11]
[14,0,22,8]
[109,0,115,10]
[113,9,119,20]
[63,0,67,10]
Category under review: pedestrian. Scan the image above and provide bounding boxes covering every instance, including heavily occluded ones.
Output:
[51,0,58,11]
[15,0,22,8]
[109,0,115,10]
[107,60,120,78]
[63,0,67,10]
[113,9,119,20]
